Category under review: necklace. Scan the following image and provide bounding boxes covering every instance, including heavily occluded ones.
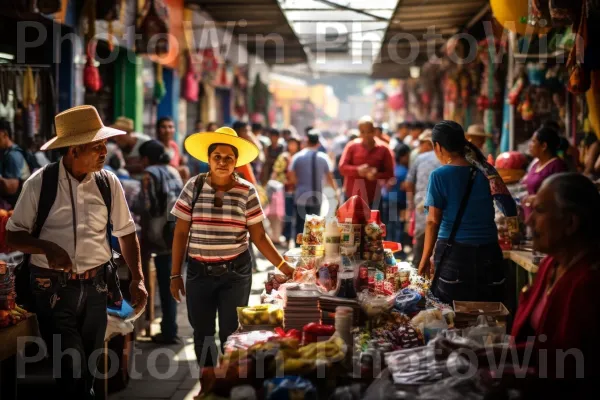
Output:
[446,157,453,165]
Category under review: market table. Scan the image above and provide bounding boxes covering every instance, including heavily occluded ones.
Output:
[503,250,539,319]
[0,314,39,400]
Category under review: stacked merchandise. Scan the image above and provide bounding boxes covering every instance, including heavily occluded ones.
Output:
[319,295,362,326]
[283,288,321,331]
[299,215,325,257]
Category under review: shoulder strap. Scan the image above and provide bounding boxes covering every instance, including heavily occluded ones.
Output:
[192,173,208,209]
[311,151,318,203]
[447,167,477,246]
[94,170,113,247]
[32,162,60,238]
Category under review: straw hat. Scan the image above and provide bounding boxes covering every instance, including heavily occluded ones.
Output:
[41,105,125,151]
[184,126,259,167]
[110,116,134,132]
[466,124,492,138]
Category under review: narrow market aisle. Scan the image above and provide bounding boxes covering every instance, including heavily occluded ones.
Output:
[108,247,274,400]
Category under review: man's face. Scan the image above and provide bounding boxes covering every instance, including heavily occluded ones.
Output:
[113,134,134,154]
[397,126,409,140]
[419,140,433,153]
[527,185,567,254]
[73,140,108,173]
[467,135,486,150]
[0,131,9,149]
[359,122,375,143]
[158,120,175,143]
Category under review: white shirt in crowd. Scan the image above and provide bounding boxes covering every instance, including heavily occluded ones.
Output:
[7,160,136,273]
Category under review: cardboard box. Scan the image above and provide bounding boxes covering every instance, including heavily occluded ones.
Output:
[453,301,510,328]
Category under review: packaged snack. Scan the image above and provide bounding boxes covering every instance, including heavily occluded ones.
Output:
[362,222,384,261]
[302,215,325,245]
[339,220,355,246]
[357,290,396,317]
[265,272,291,294]
[237,304,283,327]
[336,270,357,299]
[224,330,278,353]
[264,376,317,400]
[315,258,340,295]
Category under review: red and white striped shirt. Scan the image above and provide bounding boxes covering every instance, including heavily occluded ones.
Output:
[171,176,264,262]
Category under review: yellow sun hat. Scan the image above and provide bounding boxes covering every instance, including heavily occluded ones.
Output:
[184,126,260,167]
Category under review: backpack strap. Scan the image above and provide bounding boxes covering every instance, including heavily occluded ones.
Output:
[32,162,60,238]
[94,170,113,248]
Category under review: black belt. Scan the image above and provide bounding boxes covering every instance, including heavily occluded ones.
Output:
[30,263,106,282]
[188,250,251,277]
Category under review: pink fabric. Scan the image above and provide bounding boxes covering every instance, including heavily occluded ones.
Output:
[522,158,567,218]
[265,188,285,218]
[167,140,181,167]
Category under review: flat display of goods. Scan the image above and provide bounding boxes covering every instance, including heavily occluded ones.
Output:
[453,301,509,328]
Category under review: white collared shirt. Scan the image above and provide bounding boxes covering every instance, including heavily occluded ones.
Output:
[7,159,136,272]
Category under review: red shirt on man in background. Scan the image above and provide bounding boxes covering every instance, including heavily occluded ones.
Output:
[339,117,395,207]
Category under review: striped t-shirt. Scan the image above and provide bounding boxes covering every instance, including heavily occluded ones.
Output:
[171,175,264,262]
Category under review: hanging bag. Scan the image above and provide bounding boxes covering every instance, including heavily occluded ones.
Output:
[182,51,200,102]
[430,167,476,289]
[567,2,590,94]
[136,0,170,55]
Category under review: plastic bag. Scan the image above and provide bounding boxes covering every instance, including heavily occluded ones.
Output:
[264,376,317,400]
[461,315,507,346]
[411,310,448,343]
[315,256,341,295]
[105,315,134,341]
[357,290,396,317]
[224,330,278,353]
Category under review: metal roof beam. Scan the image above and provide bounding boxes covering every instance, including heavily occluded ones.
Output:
[313,0,389,22]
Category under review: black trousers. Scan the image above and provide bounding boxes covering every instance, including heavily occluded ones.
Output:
[30,266,108,400]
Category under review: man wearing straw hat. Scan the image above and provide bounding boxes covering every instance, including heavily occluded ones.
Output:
[465,124,493,151]
[111,116,152,176]
[6,105,147,399]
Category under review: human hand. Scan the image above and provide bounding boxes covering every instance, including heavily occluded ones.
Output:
[44,242,73,272]
[170,276,186,303]
[418,258,431,278]
[278,262,295,278]
[366,167,378,181]
[129,279,148,313]
[357,164,370,177]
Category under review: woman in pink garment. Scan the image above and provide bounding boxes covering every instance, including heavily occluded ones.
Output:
[521,126,567,217]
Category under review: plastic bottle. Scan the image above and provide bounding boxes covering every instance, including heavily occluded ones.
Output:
[324,218,341,256]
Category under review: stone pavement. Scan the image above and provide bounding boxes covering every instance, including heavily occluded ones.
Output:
[108,248,275,400]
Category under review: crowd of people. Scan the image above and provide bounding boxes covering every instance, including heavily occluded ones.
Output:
[2,104,600,397]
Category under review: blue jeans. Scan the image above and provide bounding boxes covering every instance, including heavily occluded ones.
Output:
[283,193,295,242]
[154,253,177,339]
[185,253,252,368]
[30,266,108,400]
[382,198,405,244]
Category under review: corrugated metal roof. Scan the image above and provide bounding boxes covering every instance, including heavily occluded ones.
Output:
[185,0,308,65]
[371,0,489,79]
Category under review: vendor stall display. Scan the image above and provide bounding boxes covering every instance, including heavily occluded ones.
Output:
[283,288,321,331]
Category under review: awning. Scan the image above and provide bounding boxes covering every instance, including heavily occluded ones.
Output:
[185,0,308,65]
[371,0,490,79]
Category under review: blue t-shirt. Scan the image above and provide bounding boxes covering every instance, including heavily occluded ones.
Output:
[383,165,408,208]
[290,148,332,206]
[424,165,497,245]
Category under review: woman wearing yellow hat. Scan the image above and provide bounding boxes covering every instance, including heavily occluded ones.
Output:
[169,126,294,368]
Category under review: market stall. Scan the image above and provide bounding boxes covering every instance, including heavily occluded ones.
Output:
[194,195,516,399]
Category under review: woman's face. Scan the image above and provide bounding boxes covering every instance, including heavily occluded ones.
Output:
[528,132,545,158]
[209,145,237,179]
[527,184,566,254]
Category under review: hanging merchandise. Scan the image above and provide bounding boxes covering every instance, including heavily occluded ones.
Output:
[154,64,167,104]
[37,0,61,14]
[136,0,170,56]
[518,92,535,121]
[182,51,200,102]
[200,48,220,84]
[567,2,591,94]
[84,43,102,93]
[549,0,581,27]
[96,0,121,20]
[252,73,269,115]
[232,65,248,119]
[491,0,551,35]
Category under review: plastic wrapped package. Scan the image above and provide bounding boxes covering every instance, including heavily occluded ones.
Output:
[223,330,278,353]
[302,215,325,245]
[357,290,396,317]
[394,288,424,314]
[410,310,449,343]
[265,272,292,295]
[315,257,340,295]
[384,336,480,387]
[461,315,507,346]
[264,376,317,400]
[237,304,283,327]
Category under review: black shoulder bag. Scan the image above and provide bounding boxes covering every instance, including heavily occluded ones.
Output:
[431,167,477,286]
